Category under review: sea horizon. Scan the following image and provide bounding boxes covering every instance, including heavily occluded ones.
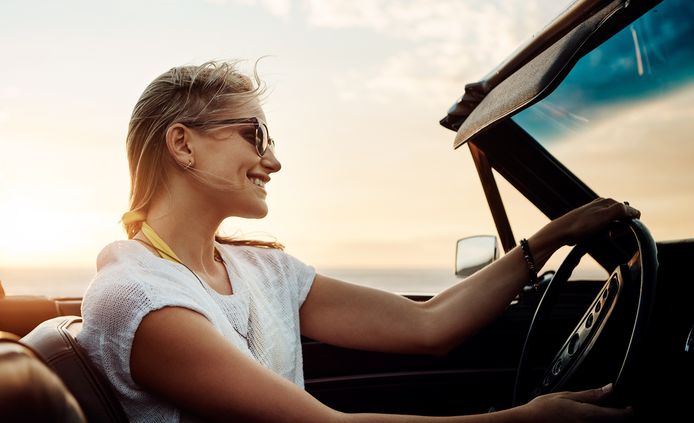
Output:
[0,266,462,298]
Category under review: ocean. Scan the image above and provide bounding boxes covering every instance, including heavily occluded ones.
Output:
[0,267,462,298]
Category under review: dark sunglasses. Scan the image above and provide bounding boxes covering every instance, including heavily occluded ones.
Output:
[184,117,275,157]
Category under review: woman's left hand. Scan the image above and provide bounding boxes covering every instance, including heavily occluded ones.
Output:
[551,197,641,246]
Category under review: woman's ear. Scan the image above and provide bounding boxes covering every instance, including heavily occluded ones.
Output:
[165,123,194,169]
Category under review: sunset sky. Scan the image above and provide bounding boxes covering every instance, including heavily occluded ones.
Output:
[1,0,690,274]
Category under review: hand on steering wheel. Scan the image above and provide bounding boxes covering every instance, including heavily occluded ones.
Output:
[513,219,657,407]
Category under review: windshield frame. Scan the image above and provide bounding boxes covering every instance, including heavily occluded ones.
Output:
[454,0,671,271]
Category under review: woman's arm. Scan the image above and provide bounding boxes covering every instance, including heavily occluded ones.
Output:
[131,307,338,422]
[300,198,640,355]
[130,306,631,422]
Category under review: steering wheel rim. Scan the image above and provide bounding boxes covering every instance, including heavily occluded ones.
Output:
[512,219,658,406]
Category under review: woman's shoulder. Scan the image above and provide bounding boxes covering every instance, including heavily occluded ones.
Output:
[81,242,218,335]
[95,239,146,270]
[83,242,146,301]
[84,240,196,310]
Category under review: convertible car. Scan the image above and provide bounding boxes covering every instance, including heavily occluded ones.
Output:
[1,0,692,421]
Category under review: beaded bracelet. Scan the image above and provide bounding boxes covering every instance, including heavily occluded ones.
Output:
[519,238,539,287]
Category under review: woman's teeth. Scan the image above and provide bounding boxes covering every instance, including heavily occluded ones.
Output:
[251,177,265,188]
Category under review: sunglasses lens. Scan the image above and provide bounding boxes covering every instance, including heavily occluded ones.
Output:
[257,124,269,156]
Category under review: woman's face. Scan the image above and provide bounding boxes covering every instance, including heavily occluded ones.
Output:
[190,101,282,219]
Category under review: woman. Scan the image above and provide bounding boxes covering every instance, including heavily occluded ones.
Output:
[77,61,637,422]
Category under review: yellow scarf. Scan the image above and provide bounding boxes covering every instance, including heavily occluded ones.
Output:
[140,222,182,264]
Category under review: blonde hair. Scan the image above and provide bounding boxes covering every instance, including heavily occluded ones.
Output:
[123,60,283,250]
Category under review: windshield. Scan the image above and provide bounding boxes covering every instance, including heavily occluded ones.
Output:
[512,0,694,241]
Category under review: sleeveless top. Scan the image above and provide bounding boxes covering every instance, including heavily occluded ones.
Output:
[77,240,315,422]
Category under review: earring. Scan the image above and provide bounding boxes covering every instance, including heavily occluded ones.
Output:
[184,160,193,170]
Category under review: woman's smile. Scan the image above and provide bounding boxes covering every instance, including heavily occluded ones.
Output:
[249,176,266,189]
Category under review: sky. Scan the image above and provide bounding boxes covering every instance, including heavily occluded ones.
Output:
[0,0,648,272]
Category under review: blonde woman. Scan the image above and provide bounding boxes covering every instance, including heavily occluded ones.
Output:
[77,61,637,422]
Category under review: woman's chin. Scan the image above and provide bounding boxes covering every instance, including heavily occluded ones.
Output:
[225,199,269,219]
[243,205,269,219]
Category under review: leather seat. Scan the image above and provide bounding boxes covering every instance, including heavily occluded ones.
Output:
[0,331,86,422]
[21,316,129,423]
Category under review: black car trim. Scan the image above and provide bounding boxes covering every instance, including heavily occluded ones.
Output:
[440,0,662,134]
[469,119,637,271]
[469,142,517,253]
[439,0,617,132]
[452,0,627,148]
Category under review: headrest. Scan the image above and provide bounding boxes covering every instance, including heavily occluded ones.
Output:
[0,332,86,423]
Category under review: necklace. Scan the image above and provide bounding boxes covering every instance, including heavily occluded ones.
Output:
[134,223,251,347]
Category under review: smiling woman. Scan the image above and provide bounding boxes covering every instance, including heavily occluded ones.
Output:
[4,0,684,421]
[48,56,635,423]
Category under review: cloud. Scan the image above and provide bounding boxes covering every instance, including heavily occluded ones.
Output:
[302,0,570,106]
[201,0,572,105]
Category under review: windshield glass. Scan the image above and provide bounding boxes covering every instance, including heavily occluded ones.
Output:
[512,0,694,241]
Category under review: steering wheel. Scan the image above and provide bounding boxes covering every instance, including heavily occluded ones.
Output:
[512,219,658,406]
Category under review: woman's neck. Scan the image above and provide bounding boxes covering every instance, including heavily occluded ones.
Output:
[142,199,224,273]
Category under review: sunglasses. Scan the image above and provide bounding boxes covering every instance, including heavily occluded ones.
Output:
[184,117,275,157]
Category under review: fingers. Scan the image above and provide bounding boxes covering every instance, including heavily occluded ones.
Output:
[557,385,634,422]
[560,383,614,404]
[599,197,640,220]
[622,202,641,219]
[550,197,641,246]
[580,403,634,422]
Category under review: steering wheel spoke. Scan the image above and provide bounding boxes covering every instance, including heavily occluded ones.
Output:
[536,270,623,395]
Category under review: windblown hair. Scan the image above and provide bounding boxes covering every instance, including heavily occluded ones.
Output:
[123,60,283,250]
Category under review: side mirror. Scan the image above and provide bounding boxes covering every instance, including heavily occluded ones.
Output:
[455,235,499,277]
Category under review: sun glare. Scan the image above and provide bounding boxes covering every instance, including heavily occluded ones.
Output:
[0,189,118,268]
[1,206,60,266]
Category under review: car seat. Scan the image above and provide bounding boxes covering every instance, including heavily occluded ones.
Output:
[21,316,129,423]
[0,330,86,422]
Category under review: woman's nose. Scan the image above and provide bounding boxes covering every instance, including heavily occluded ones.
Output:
[261,147,281,173]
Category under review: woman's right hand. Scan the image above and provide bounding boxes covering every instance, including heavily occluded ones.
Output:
[547,197,641,247]
[522,384,633,422]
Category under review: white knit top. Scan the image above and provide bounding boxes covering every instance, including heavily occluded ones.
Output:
[77,240,316,423]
